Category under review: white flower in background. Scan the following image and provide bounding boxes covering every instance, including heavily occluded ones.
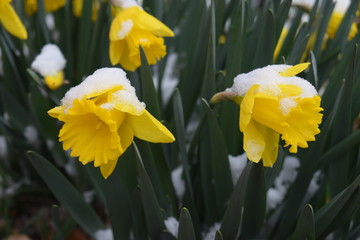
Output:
[31,44,66,90]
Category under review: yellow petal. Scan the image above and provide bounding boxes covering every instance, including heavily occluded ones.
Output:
[125,110,175,143]
[242,120,265,163]
[100,122,134,179]
[0,3,28,39]
[48,106,66,118]
[25,0,37,15]
[58,99,123,166]
[109,40,125,65]
[44,71,64,90]
[100,159,119,179]
[132,7,174,37]
[281,96,323,153]
[44,0,66,12]
[279,63,310,77]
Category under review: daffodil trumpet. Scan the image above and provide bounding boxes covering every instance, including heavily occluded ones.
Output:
[48,68,175,178]
[211,63,323,167]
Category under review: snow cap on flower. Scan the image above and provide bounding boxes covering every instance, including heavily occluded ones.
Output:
[211,63,323,167]
[31,44,66,77]
[60,68,145,114]
[111,0,139,9]
[31,44,66,90]
[48,67,175,179]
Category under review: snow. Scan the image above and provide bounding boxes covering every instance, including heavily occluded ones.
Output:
[203,222,221,240]
[292,0,350,13]
[111,0,139,8]
[228,64,318,115]
[171,166,185,202]
[118,20,134,39]
[228,153,247,185]
[24,125,40,149]
[267,156,300,210]
[279,98,297,116]
[164,216,179,237]
[161,53,179,104]
[60,68,145,114]
[31,44,66,77]
[94,228,114,240]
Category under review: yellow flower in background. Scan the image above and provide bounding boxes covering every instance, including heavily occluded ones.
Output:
[48,68,175,178]
[25,0,66,15]
[0,0,28,39]
[109,0,174,71]
[211,63,323,167]
[72,0,100,22]
[292,0,358,40]
[31,44,66,90]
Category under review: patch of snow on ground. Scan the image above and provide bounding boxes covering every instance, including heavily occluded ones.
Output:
[203,222,221,240]
[267,156,300,210]
[228,153,247,185]
[164,216,179,237]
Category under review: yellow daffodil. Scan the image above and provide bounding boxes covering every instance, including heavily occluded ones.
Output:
[48,68,175,178]
[293,0,358,40]
[72,0,100,22]
[109,0,174,71]
[211,63,323,167]
[31,44,66,90]
[25,0,66,15]
[0,0,28,39]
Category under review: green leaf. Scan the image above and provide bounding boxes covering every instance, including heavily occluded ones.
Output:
[241,162,266,238]
[220,162,251,239]
[178,208,196,240]
[139,46,161,118]
[214,231,224,240]
[202,100,233,217]
[314,175,360,239]
[292,204,315,240]
[133,142,166,239]
[264,146,284,190]
[27,151,104,235]
[51,205,64,240]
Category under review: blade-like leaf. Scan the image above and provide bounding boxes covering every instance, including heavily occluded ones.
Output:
[292,204,315,240]
[178,208,196,240]
[27,151,104,235]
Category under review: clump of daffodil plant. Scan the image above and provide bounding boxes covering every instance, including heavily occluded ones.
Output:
[211,63,323,166]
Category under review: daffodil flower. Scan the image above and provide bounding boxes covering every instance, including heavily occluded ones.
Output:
[31,44,66,90]
[25,0,66,15]
[109,0,174,71]
[0,0,28,39]
[48,68,175,178]
[211,63,323,167]
[293,0,358,39]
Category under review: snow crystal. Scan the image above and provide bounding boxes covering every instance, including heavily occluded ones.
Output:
[31,44,66,77]
[111,0,139,8]
[171,166,185,202]
[203,223,221,240]
[164,216,179,237]
[228,153,247,185]
[118,20,134,39]
[267,156,300,210]
[60,68,145,114]
[94,228,114,240]
[279,98,298,115]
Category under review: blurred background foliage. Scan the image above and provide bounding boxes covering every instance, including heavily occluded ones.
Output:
[1,0,360,239]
